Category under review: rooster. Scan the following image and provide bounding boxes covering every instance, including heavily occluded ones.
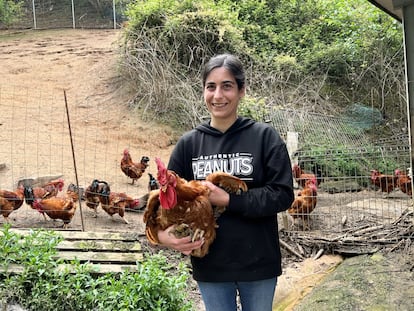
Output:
[292,163,322,189]
[370,169,397,197]
[84,179,110,217]
[120,149,150,185]
[23,178,65,221]
[24,183,80,228]
[143,157,248,257]
[287,178,318,230]
[0,185,25,223]
[395,169,412,197]
[97,186,140,224]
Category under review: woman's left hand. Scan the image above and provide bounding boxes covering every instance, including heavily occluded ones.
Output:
[202,181,230,206]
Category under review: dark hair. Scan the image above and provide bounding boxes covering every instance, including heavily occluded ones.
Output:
[202,54,245,90]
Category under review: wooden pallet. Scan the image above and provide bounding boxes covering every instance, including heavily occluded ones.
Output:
[3,229,145,274]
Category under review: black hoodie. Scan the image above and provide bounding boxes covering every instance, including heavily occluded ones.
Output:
[168,117,294,282]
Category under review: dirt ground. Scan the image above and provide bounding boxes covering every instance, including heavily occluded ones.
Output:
[0,29,413,311]
[0,28,174,233]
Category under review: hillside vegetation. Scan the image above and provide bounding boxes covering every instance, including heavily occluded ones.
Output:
[120,0,404,140]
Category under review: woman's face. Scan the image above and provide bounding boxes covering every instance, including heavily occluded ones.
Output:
[203,67,245,121]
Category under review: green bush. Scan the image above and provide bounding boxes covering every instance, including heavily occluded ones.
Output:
[0,0,24,27]
[120,0,404,140]
[0,225,193,311]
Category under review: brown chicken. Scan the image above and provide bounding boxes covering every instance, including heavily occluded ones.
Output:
[395,169,412,197]
[24,178,65,221]
[120,149,150,185]
[292,164,322,188]
[123,174,159,213]
[370,169,397,196]
[84,179,110,217]
[143,157,248,257]
[288,178,318,229]
[97,187,140,224]
[24,183,80,228]
[0,185,25,223]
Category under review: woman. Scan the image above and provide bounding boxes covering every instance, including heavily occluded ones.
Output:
[157,53,294,311]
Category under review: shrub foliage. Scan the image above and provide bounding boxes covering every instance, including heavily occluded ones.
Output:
[120,0,404,141]
[0,225,193,311]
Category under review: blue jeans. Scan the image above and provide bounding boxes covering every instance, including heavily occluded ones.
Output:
[197,277,277,311]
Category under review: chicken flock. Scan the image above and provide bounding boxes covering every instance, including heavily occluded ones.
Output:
[0,149,151,229]
[370,168,412,197]
[288,164,413,230]
[1,149,412,235]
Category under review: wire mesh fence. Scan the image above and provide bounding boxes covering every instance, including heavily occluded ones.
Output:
[0,85,161,231]
[1,0,129,30]
[270,107,413,232]
[0,84,412,233]
[280,145,412,232]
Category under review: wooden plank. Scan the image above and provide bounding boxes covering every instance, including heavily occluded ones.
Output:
[1,263,138,275]
[2,229,145,274]
[55,251,143,263]
[57,240,141,252]
[79,263,138,273]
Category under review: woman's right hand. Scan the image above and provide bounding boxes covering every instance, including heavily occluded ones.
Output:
[157,225,205,256]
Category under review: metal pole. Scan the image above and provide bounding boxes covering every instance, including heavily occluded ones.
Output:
[32,0,36,29]
[63,90,85,231]
[402,4,414,209]
[113,0,117,29]
[71,0,76,29]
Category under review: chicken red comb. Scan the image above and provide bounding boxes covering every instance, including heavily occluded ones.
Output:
[155,157,168,185]
[131,199,140,207]
[155,157,165,171]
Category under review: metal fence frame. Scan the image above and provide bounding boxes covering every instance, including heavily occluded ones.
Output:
[2,0,128,30]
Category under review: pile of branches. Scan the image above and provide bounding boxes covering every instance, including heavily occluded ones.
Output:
[280,209,413,260]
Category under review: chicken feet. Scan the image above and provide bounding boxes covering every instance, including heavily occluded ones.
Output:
[170,223,205,242]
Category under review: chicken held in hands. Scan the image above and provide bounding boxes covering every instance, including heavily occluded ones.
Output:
[24,183,80,228]
[143,157,248,258]
[0,185,25,223]
[120,149,150,185]
[288,178,318,230]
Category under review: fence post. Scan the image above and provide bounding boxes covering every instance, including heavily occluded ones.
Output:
[113,0,117,29]
[71,0,76,29]
[285,131,299,230]
[32,0,36,29]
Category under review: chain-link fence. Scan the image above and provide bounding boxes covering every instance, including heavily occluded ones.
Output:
[1,0,129,30]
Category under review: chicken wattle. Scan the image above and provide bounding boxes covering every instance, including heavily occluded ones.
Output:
[156,157,177,209]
